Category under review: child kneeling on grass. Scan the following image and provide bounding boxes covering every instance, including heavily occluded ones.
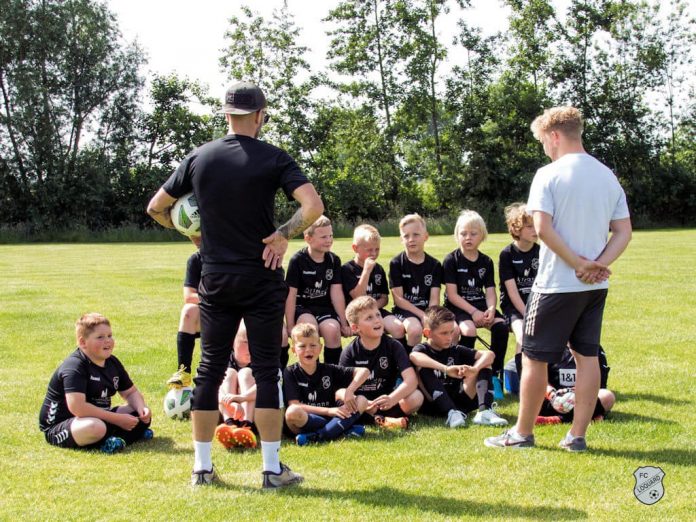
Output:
[39,313,152,454]
[284,323,370,445]
[339,296,424,429]
[410,306,508,428]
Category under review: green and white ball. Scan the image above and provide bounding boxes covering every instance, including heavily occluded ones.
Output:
[163,386,192,420]
[170,192,200,237]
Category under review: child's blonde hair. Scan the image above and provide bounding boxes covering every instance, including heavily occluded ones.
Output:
[504,202,533,240]
[531,106,584,141]
[454,210,488,242]
[399,213,427,232]
[75,313,110,342]
[291,323,320,343]
[345,296,378,326]
[353,224,381,244]
[304,215,332,236]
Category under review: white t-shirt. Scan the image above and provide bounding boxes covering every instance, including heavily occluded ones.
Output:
[527,153,630,293]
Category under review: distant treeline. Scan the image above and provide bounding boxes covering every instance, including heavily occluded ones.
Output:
[1,0,695,239]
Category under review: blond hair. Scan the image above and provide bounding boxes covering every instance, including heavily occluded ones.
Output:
[399,213,427,232]
[531,106,584,141]
[291,323,320,343]
[304,215,332,236]
[454,210,488,242]
[75,313,110,342]
[345,296,378,326]
[353,224,381,244]
[504,202,533,240]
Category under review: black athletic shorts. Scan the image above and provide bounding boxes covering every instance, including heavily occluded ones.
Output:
[295,305,339,324]
[419,388,478,416]
[522,289,608,363]
[42,409,150,449]
[448,301,504,325]
[391,307,422,323]
[502,306,524,326]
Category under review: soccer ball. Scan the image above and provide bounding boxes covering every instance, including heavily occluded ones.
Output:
[551,388,575,414]
[170,192,200,237]
[163,386,192,420]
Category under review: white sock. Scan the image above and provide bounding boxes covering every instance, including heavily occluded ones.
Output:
[261,440,281,474]
[193,441,212,472]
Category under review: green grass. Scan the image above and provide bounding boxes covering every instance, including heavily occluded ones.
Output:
[1,230,694,520]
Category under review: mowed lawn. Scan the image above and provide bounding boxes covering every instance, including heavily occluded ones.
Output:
[0,229,694,521]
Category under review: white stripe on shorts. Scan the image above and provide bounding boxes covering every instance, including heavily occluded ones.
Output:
[525,292,541,337]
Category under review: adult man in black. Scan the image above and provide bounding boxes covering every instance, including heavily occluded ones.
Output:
[147,81,323,488]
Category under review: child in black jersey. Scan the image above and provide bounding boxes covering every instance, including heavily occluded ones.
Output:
[499,203,540,379]
[284,323,370,445]
[389,214,443,353]
[443,210,509,395]
[39,313,152,453]
[411,307,508,428]
[342,224,405,343]
[340,296,423,428]
[286,215,350,364]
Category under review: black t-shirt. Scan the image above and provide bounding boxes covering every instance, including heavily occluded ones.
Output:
[286,247,342,309]
[547,346,610,390]
[39,349,134,431]
[184,251,202,289]
[412,342,478,387]
[339,335,411,400]
[388,252,442,312]
[283,363,355,408]
[341,259,389,305]
[162,134,310,280]
[443,249,495,309]
[498,243,540,311]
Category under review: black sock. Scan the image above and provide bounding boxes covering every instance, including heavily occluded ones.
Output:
[476,368,494,410]
[515,353,523,381]
[280,344,290,369]
[324,347,342,365]
[461,335,476,348]
[176,332,196,373]
[490,322,509,378]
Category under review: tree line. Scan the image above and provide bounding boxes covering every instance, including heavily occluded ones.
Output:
[1,0,695,237]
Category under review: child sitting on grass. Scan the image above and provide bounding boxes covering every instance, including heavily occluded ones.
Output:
[284,323,370,445]
[340,296,423,429]
[410,306,508,428]
[39,313,152,454]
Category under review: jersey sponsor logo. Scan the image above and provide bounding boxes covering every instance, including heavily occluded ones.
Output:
[375,274,382,285]
[314,281,323,289]
[379,357,388,370]
[524,268,531,277]
[90,375,101,382]
[302,270,317,275]
[322,376,331,389]
[366,283,373,293]
[326,269,334,281]
[424,275,433,286]
[53,429,69,445]
[101,389,108,398]
[307,391,317,403]
[468,278,475,287]
[113,376,119,389]
[633,466,665,505]
[559,369,576,387]
[478,268,486,279]
[411,285,420,296]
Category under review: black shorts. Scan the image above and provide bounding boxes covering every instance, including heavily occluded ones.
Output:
[502,306,524,325]
[522,289,608,363]
[448,301,504,324]
[43,418,80,448]
[42,409,150,448]
[391,307,423,323]
[295,305,339,324]
[420,387,478,416]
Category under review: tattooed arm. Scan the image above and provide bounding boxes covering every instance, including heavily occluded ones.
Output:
[262,184,324,269]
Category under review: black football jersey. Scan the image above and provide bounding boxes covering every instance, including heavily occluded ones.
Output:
[283,363,355,407]
[443,249,495,308]
[412,342,478,385]
[341,259,389,305]
[498,243,539,310]
[286,247,342,308]
[547,346,610,389]
[388,252,442,311]
[184,251,202,289]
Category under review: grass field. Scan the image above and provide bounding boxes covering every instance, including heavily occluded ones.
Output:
[1,230,694,521]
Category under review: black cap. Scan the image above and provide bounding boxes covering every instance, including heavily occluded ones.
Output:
[219,81,267,115]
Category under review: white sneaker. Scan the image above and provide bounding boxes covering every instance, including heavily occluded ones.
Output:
[473,408,509,427]
[446,409,467,428]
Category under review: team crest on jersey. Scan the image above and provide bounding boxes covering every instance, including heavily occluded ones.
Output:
[113,376,119,389]
[326,269,334,281]
[633,466,665,505]
[375,274,382,285]
[532,258,539,270]
[379,357,388,370]
[478,268,486,279]
[447,357,454,366]
[322,376,331,389]
[424,274,433,286]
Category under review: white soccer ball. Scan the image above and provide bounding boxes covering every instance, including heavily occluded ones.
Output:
[551,388,575,414]
[163,386,192,420]
[170,192,200,237]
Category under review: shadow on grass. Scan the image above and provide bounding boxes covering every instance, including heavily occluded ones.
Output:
[228,484,586,519]
[605,411,678,425]
[126,436,190,455]
[616,391,691,406]
[588,447,695,467]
